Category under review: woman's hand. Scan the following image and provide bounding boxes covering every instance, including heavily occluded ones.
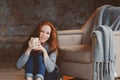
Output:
[27,37,47,54]
[35,44,48,58]
[25,37,36,55]
[34,44,47,53]
[28,37,45,51]
[28,37,36,50]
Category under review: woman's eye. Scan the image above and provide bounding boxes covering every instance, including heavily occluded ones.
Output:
[47,32,50,34]
[40,30,43,32]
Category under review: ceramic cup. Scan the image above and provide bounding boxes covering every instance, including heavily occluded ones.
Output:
[32,37,40,49]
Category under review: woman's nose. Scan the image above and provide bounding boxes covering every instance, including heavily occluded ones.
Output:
[43,33,47,37]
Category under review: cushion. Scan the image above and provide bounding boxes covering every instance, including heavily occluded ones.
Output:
[59,44,92,63]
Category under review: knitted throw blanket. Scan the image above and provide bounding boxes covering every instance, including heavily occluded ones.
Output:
[93,25,115,80]
[81,5,120,44]
[81,5,120,80]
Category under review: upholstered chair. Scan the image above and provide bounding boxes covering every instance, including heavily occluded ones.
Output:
[57,5,120,80]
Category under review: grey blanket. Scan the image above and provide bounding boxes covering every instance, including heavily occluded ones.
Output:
[93,25,115,80]
[81,5,120,80]
[81,5,120,44]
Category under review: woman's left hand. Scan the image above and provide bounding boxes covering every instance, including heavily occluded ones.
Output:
[34,44,46,53]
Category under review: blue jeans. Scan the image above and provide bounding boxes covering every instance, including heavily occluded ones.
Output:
[25,52,45,79]
[25,51,59,80]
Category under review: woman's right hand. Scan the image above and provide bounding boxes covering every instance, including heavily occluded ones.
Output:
[28,37,35,50]
[24,37,35,55]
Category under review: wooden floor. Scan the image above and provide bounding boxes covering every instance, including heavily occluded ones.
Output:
[0,61,25,80]
[0,61,119,80]
[0,61,76,80]
[0,62,25,80]
[0,68,25,80]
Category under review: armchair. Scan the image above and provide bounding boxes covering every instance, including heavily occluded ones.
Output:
[57,30,93,80]
[57,5,120,80]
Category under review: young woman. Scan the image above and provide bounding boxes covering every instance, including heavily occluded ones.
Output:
[16,21,59,80]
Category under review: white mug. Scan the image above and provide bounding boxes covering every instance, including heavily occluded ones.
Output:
[32,37,40,49]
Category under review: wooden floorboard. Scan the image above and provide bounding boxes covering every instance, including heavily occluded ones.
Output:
[0,61,119,80]
[0,61,79,80]
[0,61,25,80]
[0,69,25,80]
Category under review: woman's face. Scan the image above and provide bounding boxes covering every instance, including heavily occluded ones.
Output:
[39,25,51,43]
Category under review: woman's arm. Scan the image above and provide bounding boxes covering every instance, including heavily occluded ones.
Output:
[35,43,58,73]
[16,48,31,69]
[43,50,58,73]
[16,38,34,69]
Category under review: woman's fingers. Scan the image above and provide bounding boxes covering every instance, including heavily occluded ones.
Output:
[28,37,43,50]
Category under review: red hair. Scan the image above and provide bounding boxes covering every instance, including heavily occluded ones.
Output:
[36,21,58,53]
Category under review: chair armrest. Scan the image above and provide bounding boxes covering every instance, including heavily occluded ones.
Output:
[57,30,84,47]
[113,31,120,78]
[92,31,120,48]
[57,29,83,35]
[114,31,120,36]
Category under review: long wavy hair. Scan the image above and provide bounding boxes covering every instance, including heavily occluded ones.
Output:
[20,20,58,55]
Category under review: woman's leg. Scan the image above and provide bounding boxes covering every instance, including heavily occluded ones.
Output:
[25,54,34,79]
[44,67,59,80]
[35,53,45,80]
